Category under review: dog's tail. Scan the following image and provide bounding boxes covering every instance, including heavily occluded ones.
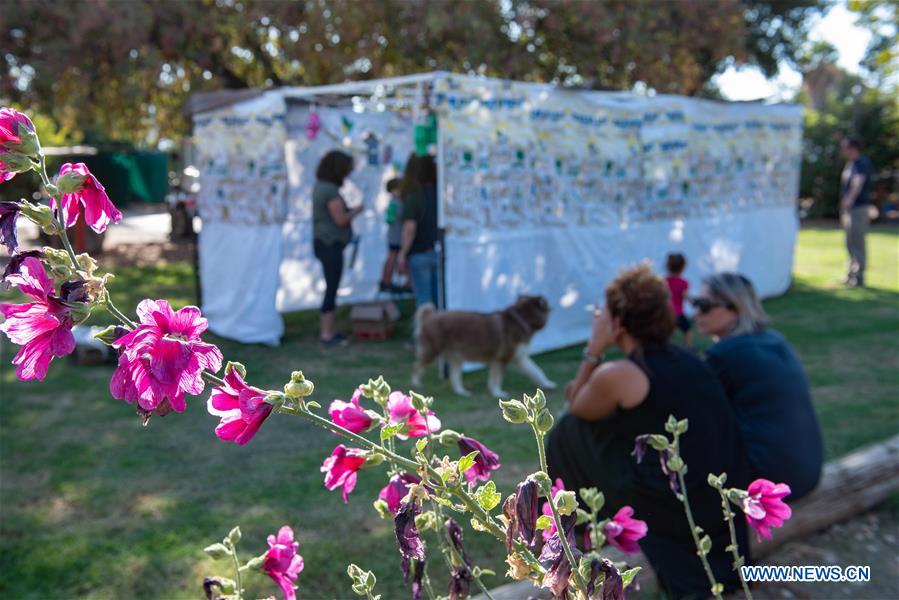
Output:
[413,303,436,340]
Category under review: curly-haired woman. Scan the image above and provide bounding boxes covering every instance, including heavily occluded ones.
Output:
[548,264,751,598]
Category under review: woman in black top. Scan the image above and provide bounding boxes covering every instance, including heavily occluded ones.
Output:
[548,264,751,598]
[695,273,823,499]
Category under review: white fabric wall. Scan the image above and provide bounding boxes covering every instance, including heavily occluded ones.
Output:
[200,222,284,345]
[194,92,288,345]
[445,205,797,354]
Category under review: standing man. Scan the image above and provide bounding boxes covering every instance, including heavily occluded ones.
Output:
[839,137,874,288]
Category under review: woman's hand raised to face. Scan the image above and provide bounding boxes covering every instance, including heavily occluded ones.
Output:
[588,306,618,356]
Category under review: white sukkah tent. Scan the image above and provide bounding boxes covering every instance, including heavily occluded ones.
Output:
[190,72,803,348]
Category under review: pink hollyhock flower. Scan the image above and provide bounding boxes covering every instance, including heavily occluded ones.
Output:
[0,107,38,157]
[541,478,567,541]
[378,472,422,515]
[207,369,273,445]
[603,506,648,554]
[51,162,122,233]
[0,257,79,380]
[110,299,222,414]
[321,444,367,503]
[386,391,441,439]
[263,525,304,600]
[742,478,792,541]
[457,435,501,483]
[328,387,374,433]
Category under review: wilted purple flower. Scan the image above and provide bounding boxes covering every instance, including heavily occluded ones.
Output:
[631,434,651,464]
[394,501,425,561]
[541,521,582,600]
[658,448,680,494]
[586,557,624,600]
[515,479,540,547]
[2,249,43,283]
[449,565,472,600]
[538,512,577,563]
[401,557,425,600]
[457,435,501,483]
[0,201,20,255]
[445,518,471,566]
[502,494,519,553]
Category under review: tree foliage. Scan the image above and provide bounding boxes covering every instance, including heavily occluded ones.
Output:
[1,0,824,146]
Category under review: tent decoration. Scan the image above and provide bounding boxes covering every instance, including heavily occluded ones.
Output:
[189,72,803,350]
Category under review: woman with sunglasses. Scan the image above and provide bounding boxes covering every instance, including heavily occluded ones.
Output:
[548,264,751,598]
[694,273,823,500]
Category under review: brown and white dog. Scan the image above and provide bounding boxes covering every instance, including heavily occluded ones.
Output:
[411,295,557,398]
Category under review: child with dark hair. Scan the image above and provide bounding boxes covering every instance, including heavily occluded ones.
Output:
[379,178,409,292]
[665,253,692,347]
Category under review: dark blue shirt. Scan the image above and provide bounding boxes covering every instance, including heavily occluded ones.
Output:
[841,155,873,207]
[705,329,823,499]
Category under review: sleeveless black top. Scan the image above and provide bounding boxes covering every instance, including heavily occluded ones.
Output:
[547,343,751,597]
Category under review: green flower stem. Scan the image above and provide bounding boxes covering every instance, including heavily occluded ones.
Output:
[422,568,437,600]
[229,543,243,600]
[718,489,753,600]
[673,436,723,600]
[104,297,137,330]
[35,154,79,268]
[201,371,227,388]
[532,427,588,597]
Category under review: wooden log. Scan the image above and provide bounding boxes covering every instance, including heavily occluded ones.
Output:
[476,434,899,599]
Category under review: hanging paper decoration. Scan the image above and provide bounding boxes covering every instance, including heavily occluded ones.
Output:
[414,124,429,157]
[306,111,321,140]
[341,115,354,134]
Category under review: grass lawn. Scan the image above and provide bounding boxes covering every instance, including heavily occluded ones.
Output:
[1,225,897,599]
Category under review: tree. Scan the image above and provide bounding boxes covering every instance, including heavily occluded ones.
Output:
[1,0,825,146]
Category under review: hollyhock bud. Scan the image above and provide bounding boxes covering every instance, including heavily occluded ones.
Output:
[262,526,304,600]
[284,370,314,398]
[0,151,33,182]
[457,436,501,483]
[50,163,122,233]
[394,501,426,561]
[378,472,422,516]
[208,369,274,445]
[603,506,648,555]
[0,107,39,157]
[554,489,578,516]
[741,478,792,542]
[321,444,367,503]
[329,388,374,433]
[0,201,20,254]
[534,408,554,434]
[540,478,568,541]
[498,399,529,424]
[18,201,57,234]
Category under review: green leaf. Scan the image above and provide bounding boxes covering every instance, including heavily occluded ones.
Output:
[380,422,404,441]
[457,451,480,475]
[305,400,321,410]
[535,515,554,530]
[621,566,642,588]
[415,438,428,453]
[474,481,501,511]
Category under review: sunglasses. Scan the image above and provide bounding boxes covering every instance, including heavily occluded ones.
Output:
[691,297,734,314]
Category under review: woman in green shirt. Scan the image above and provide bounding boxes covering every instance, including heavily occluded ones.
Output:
[312,150,362,345]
